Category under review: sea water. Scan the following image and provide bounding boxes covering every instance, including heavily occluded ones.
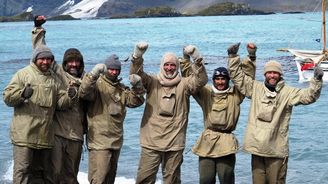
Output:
[0,13,328,184]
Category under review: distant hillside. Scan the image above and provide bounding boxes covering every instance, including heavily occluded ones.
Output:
[0,0,323,18]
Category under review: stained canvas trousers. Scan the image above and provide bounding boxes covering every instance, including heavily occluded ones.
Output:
[13,145,53,184]
[49,135,83,184]
[251,154,288,184]
[199,154,236,184]
[88,149,121,184]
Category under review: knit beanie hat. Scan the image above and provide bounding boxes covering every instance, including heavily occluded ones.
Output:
[212,67,230,80]
[32,45,54,63]
[264,60,283,75]
[105,54,121,70]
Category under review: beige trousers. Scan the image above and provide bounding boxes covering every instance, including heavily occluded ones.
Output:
[136,147,183,184]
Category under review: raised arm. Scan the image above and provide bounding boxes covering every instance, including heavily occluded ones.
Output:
[183,45,208,94]
[130,41,153,89]
[227,43,254,98]
[79,64,107,101]
[289,67,323,106]
[32,15,47,49]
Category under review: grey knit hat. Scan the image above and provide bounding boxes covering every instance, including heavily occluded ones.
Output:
[104,54,121,70]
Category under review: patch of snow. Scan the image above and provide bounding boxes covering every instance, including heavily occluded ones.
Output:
[62,0,108,18]
[26,6,33,13]
[57,0,76,11]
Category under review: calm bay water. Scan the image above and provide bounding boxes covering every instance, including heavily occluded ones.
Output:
[0,13,328,183]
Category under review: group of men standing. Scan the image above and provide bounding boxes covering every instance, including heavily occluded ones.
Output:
[3,15,324,184]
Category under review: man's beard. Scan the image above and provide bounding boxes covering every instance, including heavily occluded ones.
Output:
[69,68,79,77]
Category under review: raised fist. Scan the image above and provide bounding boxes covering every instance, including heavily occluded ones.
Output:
[227,42,240,57]
[133,41,149,58]
[34,15,46,27]
[183,45,201,61]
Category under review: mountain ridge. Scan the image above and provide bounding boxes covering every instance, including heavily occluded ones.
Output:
[0,0,323,18]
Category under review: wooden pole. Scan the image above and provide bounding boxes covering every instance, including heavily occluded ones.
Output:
[323,0,327,53]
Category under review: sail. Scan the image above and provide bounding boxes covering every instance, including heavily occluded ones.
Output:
[286,49,325,63]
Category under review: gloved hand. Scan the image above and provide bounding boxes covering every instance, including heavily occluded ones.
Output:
[22,84,33,99]
[34,15,46,27]
[184,45,202,61]
[133,41,148,58]
[227,43,240,57]
[247,42,257,61]
[90,64,107,78]
[67,86,78,99]
[314,66,324,80]
[129,74,143,89]
[182,46,190,60]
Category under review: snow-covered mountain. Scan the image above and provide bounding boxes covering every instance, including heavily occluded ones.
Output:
[61,0,108,18]
[0,0,322,18]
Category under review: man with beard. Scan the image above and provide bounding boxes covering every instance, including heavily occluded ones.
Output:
[3,44,74,183]
[31,15,87,183]
[79,55,145,184]
[180,43,257,184]
[227,43,323,184]
[130,42,208,184]
[49,48,87,183]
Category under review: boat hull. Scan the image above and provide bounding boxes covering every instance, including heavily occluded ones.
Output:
[295,59,328,81]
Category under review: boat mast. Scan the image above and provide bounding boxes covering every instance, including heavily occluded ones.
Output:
[323,0,327,53]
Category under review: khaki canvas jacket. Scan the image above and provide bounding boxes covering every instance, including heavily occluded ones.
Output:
[130,58,208,151]
[3,63,72,149]
[180,58,255,157]
[228,55,322,158]
[79,74,145,150]
[53,65,86,142]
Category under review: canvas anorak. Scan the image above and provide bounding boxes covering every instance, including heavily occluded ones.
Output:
[180,58,255,158]
[130,57,208,151]
[79,73,144,150]
[3,45,72,149]
[228,55,322,158]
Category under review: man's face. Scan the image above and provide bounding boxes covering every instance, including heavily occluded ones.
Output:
[35,58,53,72]
[214,76,228,90]
[265,71,281,86]
[66,60,81,77]
[163,62,177,78]
[107,68,120,78]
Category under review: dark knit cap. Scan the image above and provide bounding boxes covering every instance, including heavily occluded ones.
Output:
[105,54,121,70]
[212,67,230,80]
[63,48,83,64]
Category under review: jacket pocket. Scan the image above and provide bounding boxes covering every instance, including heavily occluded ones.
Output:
[257,98,276,122]
[159,93,176,116]
[36,84,54,108]
[209,101,227,126]
[108,95,122,116]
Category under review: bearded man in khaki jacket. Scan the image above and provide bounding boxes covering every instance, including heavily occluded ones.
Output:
[130,42,208,184]
[227,43,323,184]
[3,45,74,183]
